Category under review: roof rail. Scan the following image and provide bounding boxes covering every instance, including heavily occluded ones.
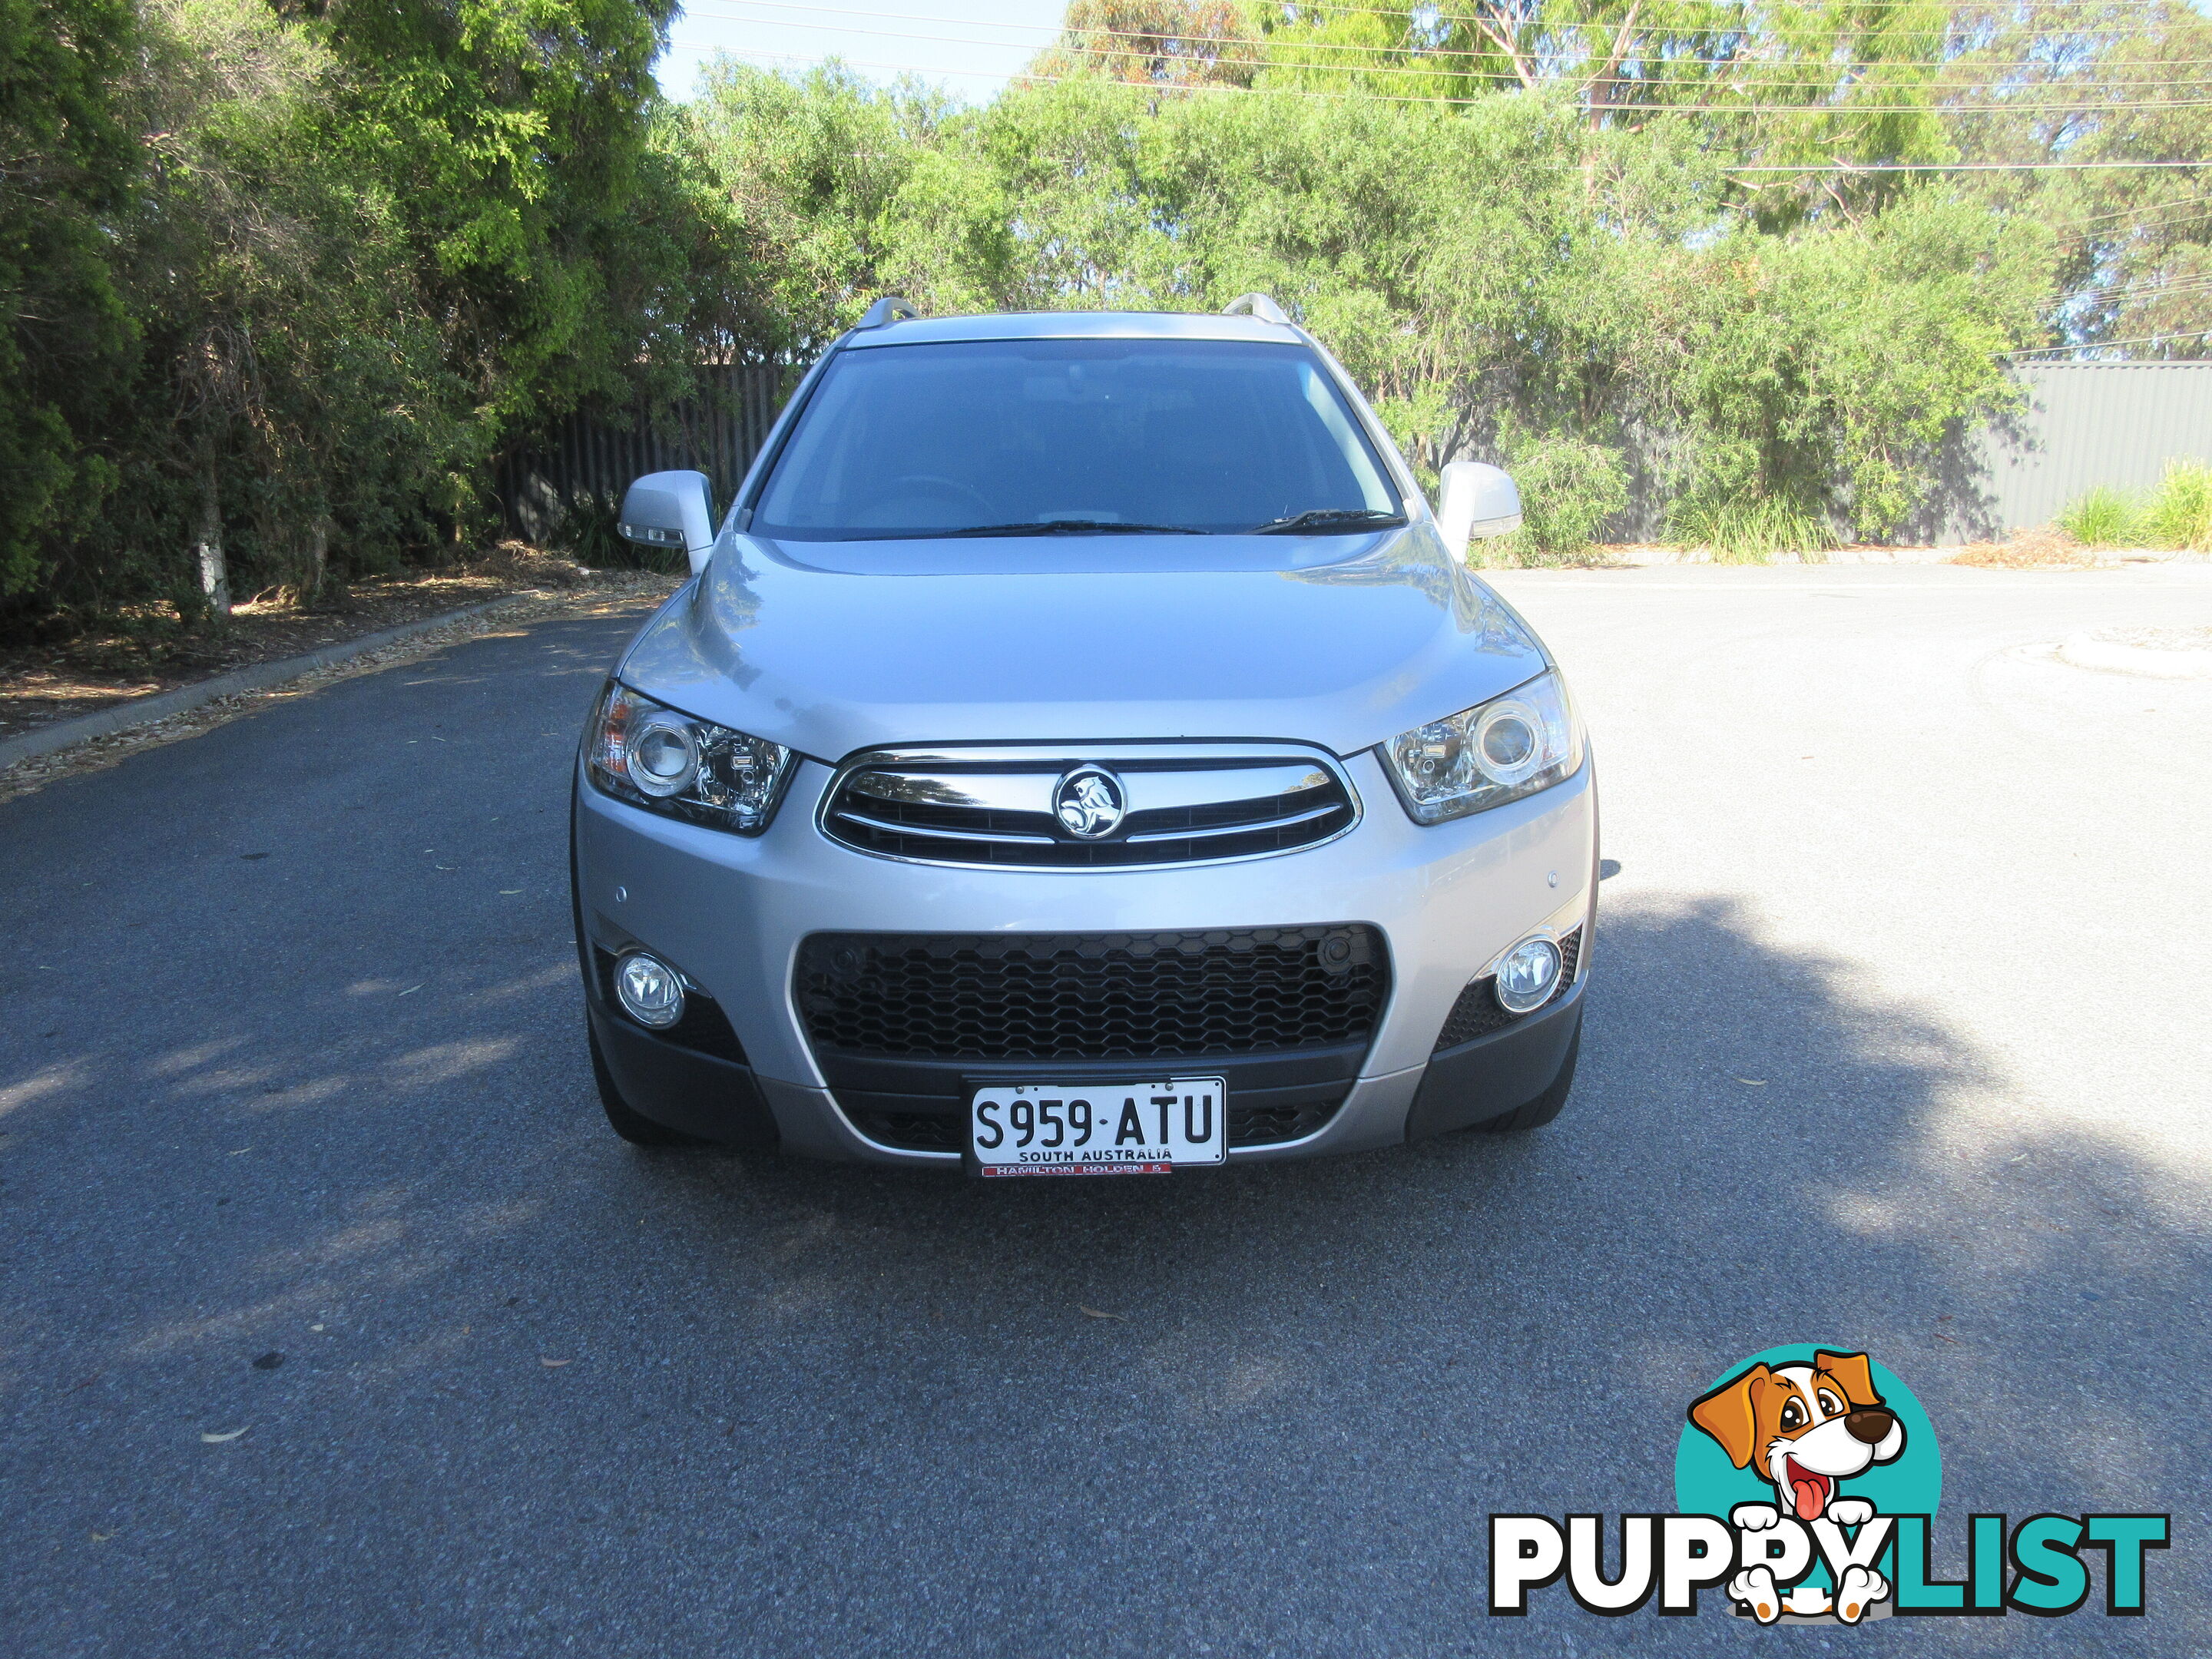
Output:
[857,296,922,329]
[1222,293,1291,326]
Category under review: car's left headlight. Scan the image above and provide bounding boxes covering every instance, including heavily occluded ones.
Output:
[1380,670,1584,825]
[586,681,795,835]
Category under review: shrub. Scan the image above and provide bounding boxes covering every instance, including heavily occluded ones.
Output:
[547,488,687,574]
[1482,430,1631,564]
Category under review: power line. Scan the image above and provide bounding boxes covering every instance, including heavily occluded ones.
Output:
[2008,326,2212,353]
[1730,157,2208,167]
[1118,0,2212,50]
[678,0,2212,80]
[679,0,2200,43]
[2071,201,2212,240]
[1257,0,2212,45]
[680,44,2212,213]
[2065,269,2212,300]
[674,0,2212,74]
[1121,0,2201,30]
[2104,204,2212,235]
[689,41,2212,130]
[1584,98,2212,111]
[672,0,2204,56]
[1237,0,2195,19]
[678,14,2212,108]
[724,56,2212,118]
[2072,187,2212,224]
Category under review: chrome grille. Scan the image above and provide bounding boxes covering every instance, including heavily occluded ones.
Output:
[819,744,1359,868]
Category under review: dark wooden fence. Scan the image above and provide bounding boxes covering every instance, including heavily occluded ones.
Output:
[495,365,787,545]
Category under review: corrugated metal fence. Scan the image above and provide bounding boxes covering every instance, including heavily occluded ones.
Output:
[1624,361,2212,544]
[498,359,2209,547]
[495,365,786,545]
[1951,362,2212,541]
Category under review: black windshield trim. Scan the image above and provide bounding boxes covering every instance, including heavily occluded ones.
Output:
[1250,509,1410,536]
[934,520,1210,539]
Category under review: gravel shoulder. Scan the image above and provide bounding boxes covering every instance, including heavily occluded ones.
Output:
[0,548,672,743]
[0,574,677,806]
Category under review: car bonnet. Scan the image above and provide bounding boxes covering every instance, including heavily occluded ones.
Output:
[611,523,1553,763]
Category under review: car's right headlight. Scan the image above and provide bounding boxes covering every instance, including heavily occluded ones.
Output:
[1379,670,1583,825]
[585,681,794,835]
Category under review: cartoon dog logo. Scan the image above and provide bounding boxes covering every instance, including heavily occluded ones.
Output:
[1688,1349,1906,1624]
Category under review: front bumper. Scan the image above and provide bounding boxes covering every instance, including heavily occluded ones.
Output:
[573,747,1596,1164]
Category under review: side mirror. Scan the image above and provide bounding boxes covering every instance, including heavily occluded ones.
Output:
[1435,461,1523,558]
[618,470,716,575]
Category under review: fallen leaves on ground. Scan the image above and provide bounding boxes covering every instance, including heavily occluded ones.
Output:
[1078,1306,1124,1321]
[1949,528,2098,569]
[200,1427,248,1443]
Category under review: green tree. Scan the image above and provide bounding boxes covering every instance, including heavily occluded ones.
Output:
[1030,0,1255,87]
[320,0,695,435]
[9,0,740,625]
[1942,1,2212,356]
[88,0,478,612]
[1664,197,2055,548]
[0,0,140,601]
[692,61,2052,554]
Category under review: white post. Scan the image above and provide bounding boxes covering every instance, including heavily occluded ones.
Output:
[194,467,231,615]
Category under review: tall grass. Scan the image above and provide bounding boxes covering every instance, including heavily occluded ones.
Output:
[2057,485,2141,547]
[2141,460,2212,552]
[2055,460,2212,551]
[1669,496,1832,562]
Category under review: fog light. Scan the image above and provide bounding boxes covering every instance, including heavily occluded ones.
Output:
[1494,936,1563,1014]
[615,952,685,1028]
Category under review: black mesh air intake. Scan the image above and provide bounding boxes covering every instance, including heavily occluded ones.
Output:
[796,926,1389,1062]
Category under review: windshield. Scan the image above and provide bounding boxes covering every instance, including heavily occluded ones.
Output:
[748,338,1402,541]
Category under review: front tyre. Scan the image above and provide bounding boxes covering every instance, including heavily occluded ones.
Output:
[588,1018,712,1148]
[1478,1024,1580,1134]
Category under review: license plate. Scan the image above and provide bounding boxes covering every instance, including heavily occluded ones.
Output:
[969,1078,1227,1177]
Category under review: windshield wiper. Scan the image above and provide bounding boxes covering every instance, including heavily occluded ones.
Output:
[1249,508,1408,535]
[935,519,1209,538]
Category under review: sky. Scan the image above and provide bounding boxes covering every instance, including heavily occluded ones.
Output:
[656,0,1072,104]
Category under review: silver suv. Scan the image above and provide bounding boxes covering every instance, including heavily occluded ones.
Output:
[573,300,1594,1174]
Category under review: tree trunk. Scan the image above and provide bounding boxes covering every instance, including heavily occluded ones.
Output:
[306,515,328,601]
[194,467,230,616]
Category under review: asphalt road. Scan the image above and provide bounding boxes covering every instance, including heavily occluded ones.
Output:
[3,561,2208,1656]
